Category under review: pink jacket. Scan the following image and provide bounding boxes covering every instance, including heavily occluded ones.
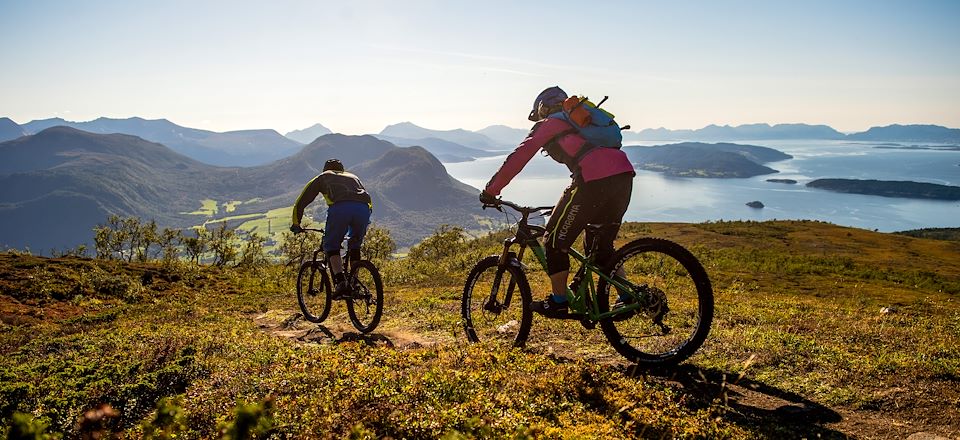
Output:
[484,118,635,195]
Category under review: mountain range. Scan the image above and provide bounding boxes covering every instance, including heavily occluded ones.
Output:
[3,117,958,168]
[0,127,496,252]
[11,117,303,166]
[625,123,848,142]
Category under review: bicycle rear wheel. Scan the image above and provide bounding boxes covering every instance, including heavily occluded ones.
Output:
[297,261,332,323]
[461,255,532,348]
[346,260,384,333]
[597,238,713,367]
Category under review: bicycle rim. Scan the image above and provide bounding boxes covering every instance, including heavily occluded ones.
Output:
[297,261,331,323]
[461,256,532,348]
[347,260,383,333]
[598,238,713,366]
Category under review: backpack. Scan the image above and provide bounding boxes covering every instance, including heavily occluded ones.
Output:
[549,95,627,148]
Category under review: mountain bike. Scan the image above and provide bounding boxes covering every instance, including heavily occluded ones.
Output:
[296,228,384,333]
[461,200,713,367]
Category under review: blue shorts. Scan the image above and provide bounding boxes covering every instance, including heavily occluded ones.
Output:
[323,201,371,253]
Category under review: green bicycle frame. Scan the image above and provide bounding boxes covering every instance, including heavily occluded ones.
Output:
[523,240,644,321]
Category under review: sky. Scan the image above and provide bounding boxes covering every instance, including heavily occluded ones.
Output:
[1,0,958,135]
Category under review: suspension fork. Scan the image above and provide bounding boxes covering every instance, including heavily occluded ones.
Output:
[486,240,525,311]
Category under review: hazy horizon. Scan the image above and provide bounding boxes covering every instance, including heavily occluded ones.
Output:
[2,1,958,135]
[4,115,958,138]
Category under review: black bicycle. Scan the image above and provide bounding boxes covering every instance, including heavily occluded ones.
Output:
[296,228,384,333]
[461,200,713,367]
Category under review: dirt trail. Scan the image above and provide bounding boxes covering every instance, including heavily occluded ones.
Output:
[254,309,439,349]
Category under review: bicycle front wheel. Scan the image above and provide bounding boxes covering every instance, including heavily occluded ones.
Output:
[597,238,713,367]
[297,261,332,323]
[461,255,532,348]
[346,260,384,333]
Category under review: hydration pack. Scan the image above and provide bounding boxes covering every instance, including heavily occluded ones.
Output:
[541,95,629,178]
[549,95,625,148]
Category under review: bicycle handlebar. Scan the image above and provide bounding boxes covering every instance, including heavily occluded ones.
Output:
[301,227,325,233]
[483,199,554,216]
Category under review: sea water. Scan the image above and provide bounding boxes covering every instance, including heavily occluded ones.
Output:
[444,140,960,232]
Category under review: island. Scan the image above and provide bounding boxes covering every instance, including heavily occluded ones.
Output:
[746,201,764,208]
[767,179,797,184]
[624,142,792,178]
[806,178,960,201]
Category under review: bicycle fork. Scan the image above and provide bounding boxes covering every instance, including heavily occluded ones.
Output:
[485,243,526,315]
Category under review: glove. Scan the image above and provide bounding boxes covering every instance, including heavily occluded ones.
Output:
[290,224,303,234]
[479,190,499,205]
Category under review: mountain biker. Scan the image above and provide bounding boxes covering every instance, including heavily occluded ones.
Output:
[291,158,372,299]
[480,86,635,318]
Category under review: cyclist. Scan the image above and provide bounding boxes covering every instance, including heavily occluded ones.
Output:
[480,86,635,318]
[291,159,372,299]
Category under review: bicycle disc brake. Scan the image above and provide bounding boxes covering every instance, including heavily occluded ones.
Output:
[642,285,671,335]
[482,298,503,314]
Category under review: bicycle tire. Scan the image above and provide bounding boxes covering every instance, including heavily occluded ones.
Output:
[597,238,713,367]
[346,260,384,333]
[297,261,332,323]
[461,255,532,348]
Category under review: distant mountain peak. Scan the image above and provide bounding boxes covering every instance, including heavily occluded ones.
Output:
[284,123,332,144]
[0,117,28,142]
[379,122,503,150]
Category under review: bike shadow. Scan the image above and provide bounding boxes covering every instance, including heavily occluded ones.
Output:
[305,324,396,348]
[620,363,846,438]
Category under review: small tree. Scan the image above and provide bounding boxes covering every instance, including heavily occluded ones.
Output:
[209,221,237,267]
[136,219,158,262]
[276,226,324,270]
[93,224,114,260]
[121,216,142,262]
[237,232,269,272]
[183,227,209,265]
[408,224,464,261]
[158,228,182,265]
[361,225,396,262]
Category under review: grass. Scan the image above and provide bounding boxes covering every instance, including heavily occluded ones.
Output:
[181,199,219,217]
[1,220,959,438]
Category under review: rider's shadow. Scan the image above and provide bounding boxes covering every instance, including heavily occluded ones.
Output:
[622,364,846,438]
[302,324,395,348]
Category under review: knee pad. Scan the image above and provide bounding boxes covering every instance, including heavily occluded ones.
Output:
[546,246,570,275]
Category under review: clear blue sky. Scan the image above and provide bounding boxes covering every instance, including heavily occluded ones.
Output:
[1,0,958,134]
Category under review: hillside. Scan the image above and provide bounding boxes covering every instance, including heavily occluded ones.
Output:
[0,118,26,142]
[628,123,846,141]
[847,124,960,143]
[373,134,500,162]
[284,123,332,144]
[1,220,957,438]
[477,124,529,146]
[807,178,960,200]
[0,129,497,251]
[379,122,504,150]
[624,142,789,178]
[20,117,303,166]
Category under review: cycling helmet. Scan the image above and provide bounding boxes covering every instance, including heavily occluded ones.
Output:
[323,158,344,172]
[528,86,568,121]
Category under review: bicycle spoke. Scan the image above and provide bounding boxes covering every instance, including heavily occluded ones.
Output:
[462,256,531,348]
[598,238,713,366]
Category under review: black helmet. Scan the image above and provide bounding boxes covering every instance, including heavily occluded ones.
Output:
[528,86,568,121]
[323,159,344,172]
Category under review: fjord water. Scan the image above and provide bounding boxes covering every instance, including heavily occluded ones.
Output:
[445,140,960,232]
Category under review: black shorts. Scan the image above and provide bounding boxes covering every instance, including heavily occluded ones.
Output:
[544,172,633,274]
